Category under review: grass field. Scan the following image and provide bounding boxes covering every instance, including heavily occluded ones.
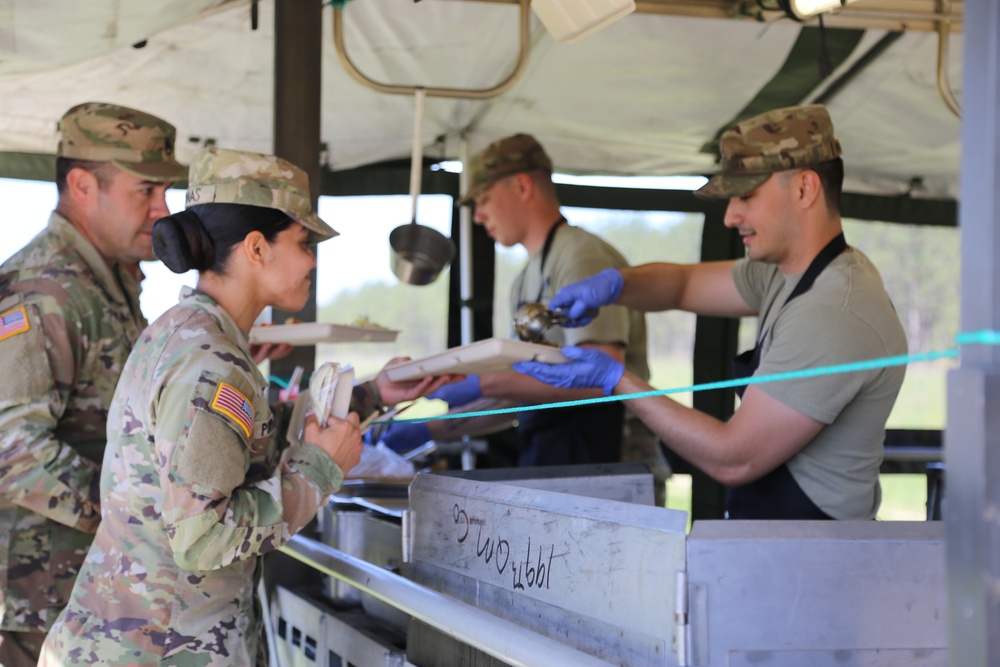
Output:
[664,473,929,529]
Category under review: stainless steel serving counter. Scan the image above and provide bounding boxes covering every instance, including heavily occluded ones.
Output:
[271,463,947,667]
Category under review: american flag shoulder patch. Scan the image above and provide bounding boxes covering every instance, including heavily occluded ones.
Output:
[211,382,255,438]
[0,306,30,342]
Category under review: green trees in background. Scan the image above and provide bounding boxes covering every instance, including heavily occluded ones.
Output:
[318,280,448,353]
[843,220,959,354]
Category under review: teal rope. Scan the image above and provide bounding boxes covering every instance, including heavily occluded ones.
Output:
[268,376,290,390]
[956,329,1000,346]
[384,330,1000,425]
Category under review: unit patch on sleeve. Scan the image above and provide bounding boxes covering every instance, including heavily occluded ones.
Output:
[0,306,30,341]
[211,382,255,438]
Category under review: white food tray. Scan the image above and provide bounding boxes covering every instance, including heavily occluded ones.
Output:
[249,322,398,346]
[384,338,567,381]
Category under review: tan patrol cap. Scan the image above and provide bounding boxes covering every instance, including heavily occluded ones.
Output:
[57,102,186,182]
[459,133,553,206]
[185,147,338,243]
[696,104,843,200]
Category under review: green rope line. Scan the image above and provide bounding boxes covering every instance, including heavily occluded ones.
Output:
[383,329,1000,425]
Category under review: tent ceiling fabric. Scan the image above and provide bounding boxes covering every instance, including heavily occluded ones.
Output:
[0,0,961,198]
[0,0,236,76]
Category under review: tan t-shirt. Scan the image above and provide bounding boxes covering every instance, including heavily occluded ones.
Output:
[733,248,907,519]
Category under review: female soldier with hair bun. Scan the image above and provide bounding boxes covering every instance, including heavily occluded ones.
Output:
[40,147,456,666]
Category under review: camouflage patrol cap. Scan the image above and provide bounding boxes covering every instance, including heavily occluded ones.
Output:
[185,147,338,243]
[696,104,842,200]
[459,133,553,205]
[57,102,186,182]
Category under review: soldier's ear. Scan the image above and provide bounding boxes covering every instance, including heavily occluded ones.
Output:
[791,168,822,210]
[512,171,534,200]
[64,167,99,206]
[241,230,268,269]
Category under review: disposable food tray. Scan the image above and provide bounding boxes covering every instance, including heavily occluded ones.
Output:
[249,322,398,345]
[384,338,567,381]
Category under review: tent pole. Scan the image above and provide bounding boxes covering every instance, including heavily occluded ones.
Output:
[271,0,323,387]
[947,0,1000,665]
[459,137,474,346]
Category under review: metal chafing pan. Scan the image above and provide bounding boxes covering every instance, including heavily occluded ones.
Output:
[319,487,409,632]
[330,478,410,517]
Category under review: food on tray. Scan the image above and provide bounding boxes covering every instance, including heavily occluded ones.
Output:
[349,315,391,330]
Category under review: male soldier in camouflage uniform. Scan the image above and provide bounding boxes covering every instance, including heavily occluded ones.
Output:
[40,147,450,666]
[0,102,184,665]
[515,105,907,521]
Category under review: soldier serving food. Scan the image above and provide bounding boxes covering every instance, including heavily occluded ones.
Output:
[515,105,908,521]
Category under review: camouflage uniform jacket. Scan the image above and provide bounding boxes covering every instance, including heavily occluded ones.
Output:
[0,211,146,632]
[42,287,344,666]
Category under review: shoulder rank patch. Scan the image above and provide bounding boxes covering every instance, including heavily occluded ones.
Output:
[211,382,255,438]
[0,306,30,342]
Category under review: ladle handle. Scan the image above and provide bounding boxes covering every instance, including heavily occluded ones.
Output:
[552,308,599,326]
[410,88,426,223]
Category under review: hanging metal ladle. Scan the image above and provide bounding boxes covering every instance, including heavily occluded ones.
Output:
[388,88,456,285]
[513,302,597,344]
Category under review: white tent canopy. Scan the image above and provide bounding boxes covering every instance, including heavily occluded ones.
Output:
[0,0,963,199]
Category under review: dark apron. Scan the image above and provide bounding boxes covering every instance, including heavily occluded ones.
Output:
[517,403,625,467]
[515,217,626,467]
[727,233,847,520]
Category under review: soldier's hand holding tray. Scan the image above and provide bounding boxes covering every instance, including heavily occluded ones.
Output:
[513,345,624,396]
[373,356,465,406]
[303,412,363,476]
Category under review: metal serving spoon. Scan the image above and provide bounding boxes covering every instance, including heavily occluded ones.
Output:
[513,302,595,343]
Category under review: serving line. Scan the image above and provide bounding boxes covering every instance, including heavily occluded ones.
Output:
[279,535,616,667]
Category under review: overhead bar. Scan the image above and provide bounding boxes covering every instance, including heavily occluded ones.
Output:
[332,0,532,99]
[453,0,963,33]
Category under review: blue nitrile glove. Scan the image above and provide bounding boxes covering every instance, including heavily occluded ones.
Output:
[428,375,482,408]
[547,268,624,326]
[513,345,624,396]
[376,421,431,453]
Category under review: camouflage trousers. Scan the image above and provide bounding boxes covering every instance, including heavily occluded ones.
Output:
[0,629,45,667]
[621,411,671,507]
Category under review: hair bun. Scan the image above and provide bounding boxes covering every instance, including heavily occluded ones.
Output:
[152,210,216,273]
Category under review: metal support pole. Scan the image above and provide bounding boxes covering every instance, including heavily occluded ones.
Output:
[688,203,741,520]
[458,137,474,345]
[271,0,323,386]
[263,9,326,643]
[947,1,1000,665]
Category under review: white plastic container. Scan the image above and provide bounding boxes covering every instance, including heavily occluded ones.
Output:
[382,338,567,382]
[531,0,636,43]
